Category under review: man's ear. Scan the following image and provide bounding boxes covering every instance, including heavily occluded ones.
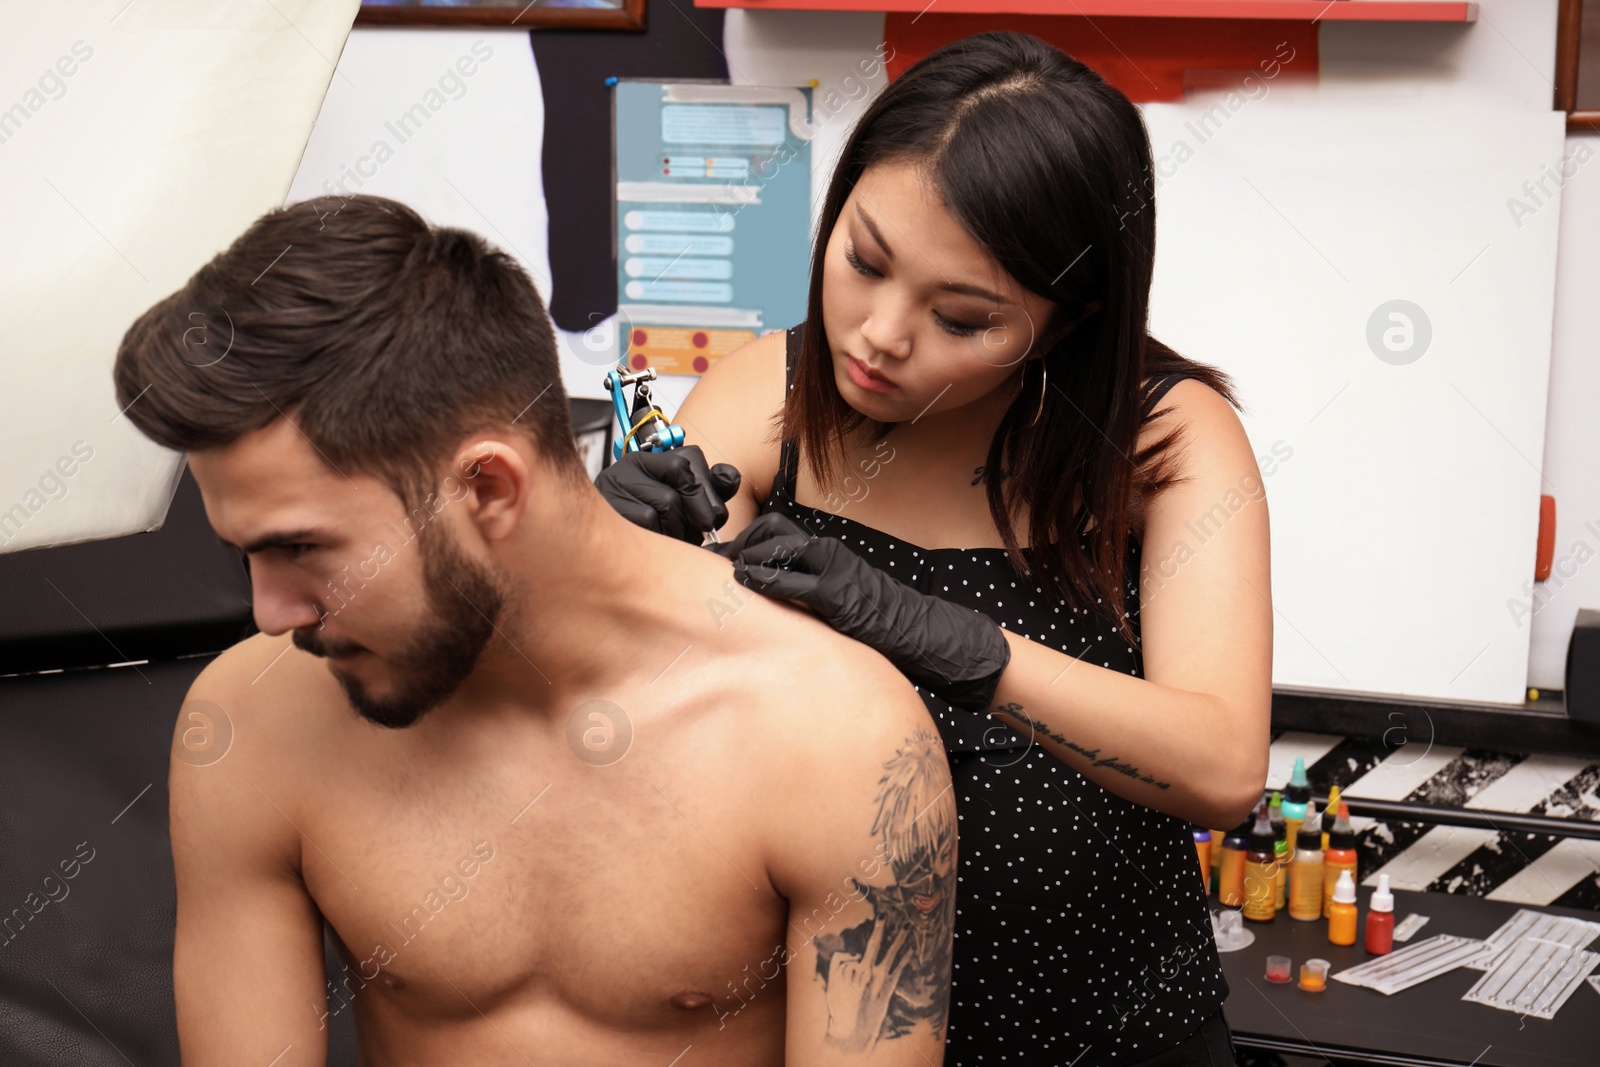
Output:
[450,438,531,544]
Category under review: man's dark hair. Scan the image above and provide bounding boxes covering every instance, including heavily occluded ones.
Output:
[114,194,584,509]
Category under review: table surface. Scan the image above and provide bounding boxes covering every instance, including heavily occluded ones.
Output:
[1218,887,1600,1067]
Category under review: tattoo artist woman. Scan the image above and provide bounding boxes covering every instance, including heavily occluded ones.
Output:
[600,31,1270,1066]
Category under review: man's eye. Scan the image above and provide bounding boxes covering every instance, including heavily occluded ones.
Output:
[280,544,315,559]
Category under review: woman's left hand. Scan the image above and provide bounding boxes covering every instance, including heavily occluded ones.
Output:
[709,512,1011,712]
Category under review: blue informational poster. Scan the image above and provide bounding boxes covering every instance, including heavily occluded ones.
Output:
[612,80,812,376]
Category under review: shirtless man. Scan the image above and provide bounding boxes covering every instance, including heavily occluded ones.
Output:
[113,195,954,1066]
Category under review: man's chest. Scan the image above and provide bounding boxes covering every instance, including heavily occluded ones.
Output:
[295,744,792,1031]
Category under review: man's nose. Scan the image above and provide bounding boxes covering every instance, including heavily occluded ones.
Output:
[249,572,326,637]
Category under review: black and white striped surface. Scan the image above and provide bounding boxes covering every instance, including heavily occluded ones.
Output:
[1267,731,1600,912]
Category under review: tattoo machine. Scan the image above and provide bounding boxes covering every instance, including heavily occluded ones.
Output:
[605,362,684,459]
[603,362,720,545]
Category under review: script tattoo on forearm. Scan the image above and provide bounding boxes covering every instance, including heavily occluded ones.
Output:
[815,729,955,1052]
[995,702,1172,790]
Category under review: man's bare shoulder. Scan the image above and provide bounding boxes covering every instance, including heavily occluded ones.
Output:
[769,625,928,739]
[179,631,344,773]
[168,634,330,886]
[712,584,955,966]
[670,539,926,723]
[193,630,293,689]
[698,573,935,768]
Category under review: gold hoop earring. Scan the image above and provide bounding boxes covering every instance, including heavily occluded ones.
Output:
[1029,360,1049,427]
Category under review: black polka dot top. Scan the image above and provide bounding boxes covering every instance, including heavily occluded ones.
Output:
[761,325,1230,1064]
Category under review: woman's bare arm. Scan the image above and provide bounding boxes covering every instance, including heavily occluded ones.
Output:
[983,379,1273,829]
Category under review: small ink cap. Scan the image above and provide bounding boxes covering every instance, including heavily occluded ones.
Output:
[1286,757,1311,803]
[1289,756,1308,786]
[1295,801,1322,847]
[1249,802,1276,851]
[1329,802,1357,848]
[1371,873,1394,912]
[1333,868,1357,904]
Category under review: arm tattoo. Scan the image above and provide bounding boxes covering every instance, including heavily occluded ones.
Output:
[815,729,955,1051]
[995,701,1172,790]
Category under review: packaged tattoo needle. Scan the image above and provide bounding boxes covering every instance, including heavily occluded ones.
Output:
[1330,935,1488,995]
[1461,938,1599,1020]
[1463,908,1600,971]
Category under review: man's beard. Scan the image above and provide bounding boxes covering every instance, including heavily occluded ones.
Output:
[296,526,511,729]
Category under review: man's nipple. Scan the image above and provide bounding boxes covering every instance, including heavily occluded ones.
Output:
[669,991,714,1011]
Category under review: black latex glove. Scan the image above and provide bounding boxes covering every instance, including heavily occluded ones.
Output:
[710,512,1012,712]
[596,445,742,543]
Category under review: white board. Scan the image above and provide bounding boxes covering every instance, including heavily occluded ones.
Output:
[1142,97,1567,705]
[0,0,361,555]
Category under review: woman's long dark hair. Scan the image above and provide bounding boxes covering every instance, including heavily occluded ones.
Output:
[780,30,1239,650]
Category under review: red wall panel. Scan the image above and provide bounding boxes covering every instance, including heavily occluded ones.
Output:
[884,14,1318,101]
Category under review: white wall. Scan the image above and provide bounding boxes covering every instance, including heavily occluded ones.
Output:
[1314,2,1595,693]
